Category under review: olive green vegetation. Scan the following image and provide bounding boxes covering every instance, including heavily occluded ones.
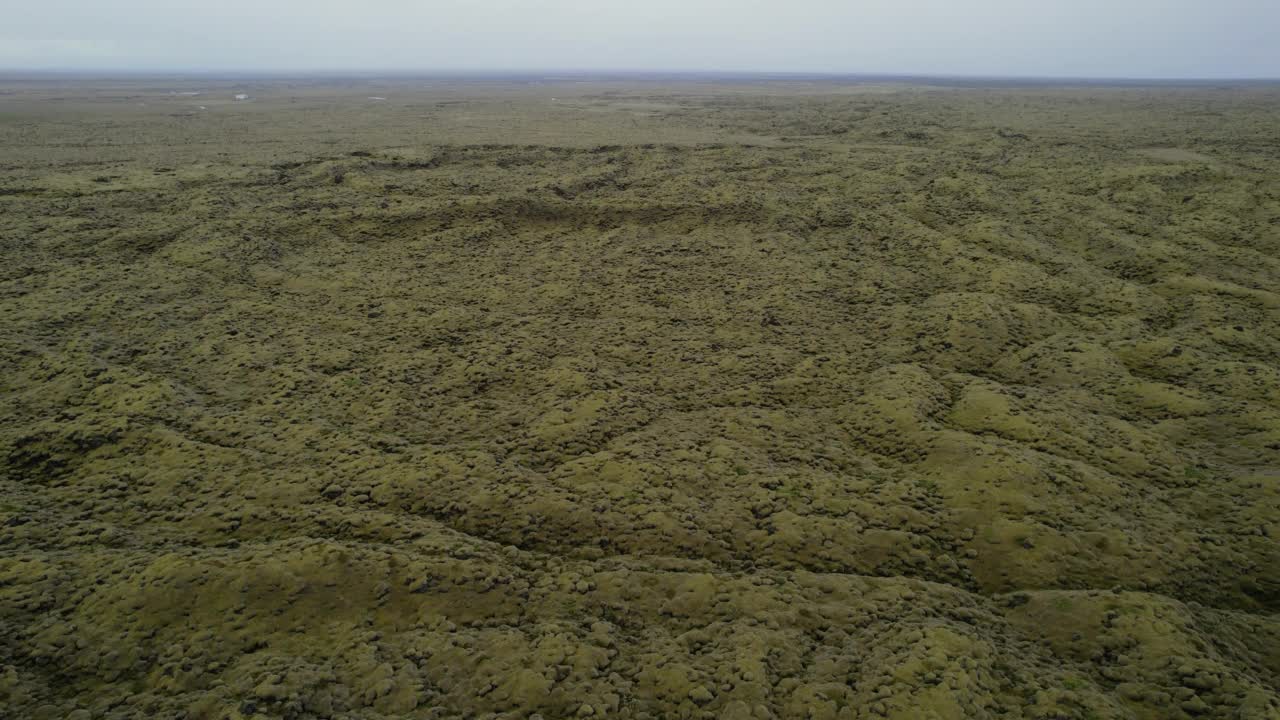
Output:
[1,77,1278,720]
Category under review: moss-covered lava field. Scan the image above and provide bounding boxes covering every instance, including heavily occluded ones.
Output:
[1,76,1278,719]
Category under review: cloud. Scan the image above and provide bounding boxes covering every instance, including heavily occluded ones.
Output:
[2,0,1276,77]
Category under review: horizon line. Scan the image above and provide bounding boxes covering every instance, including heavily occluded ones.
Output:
[2,68,1278,84]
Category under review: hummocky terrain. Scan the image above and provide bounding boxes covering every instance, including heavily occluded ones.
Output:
[1,75,1278,719]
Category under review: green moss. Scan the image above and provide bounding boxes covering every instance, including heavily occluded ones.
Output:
[2,77,1278,720]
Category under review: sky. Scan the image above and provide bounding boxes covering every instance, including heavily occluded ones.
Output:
[2,0,1278,79]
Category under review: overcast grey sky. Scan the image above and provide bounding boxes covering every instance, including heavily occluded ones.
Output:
[3,0,1277,78]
